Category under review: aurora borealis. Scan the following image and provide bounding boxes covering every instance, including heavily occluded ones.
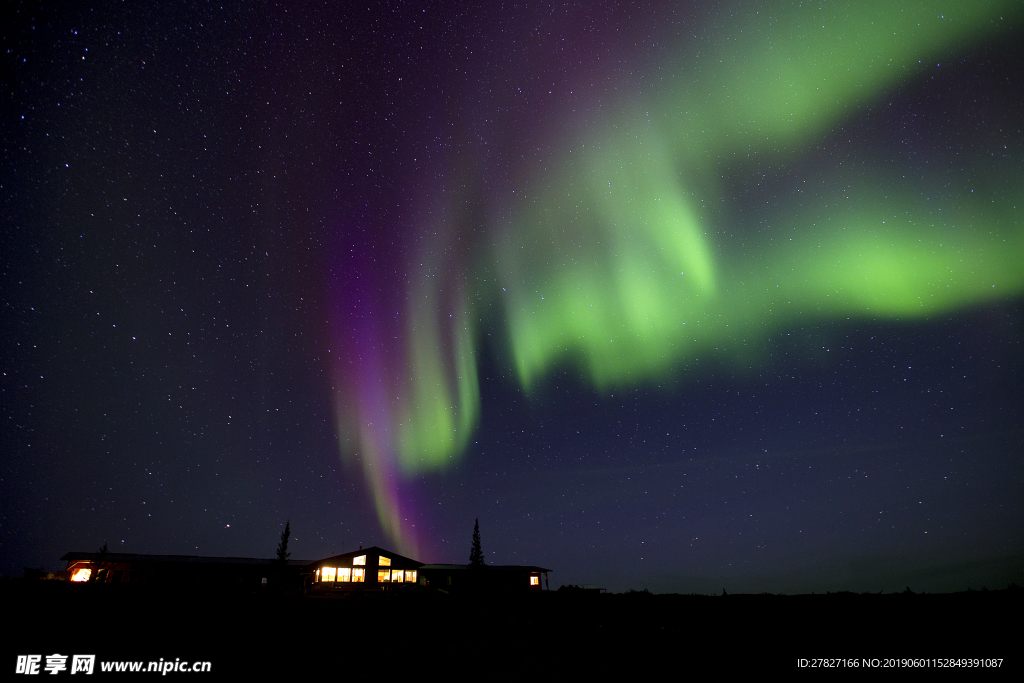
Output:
[3,1,1022,593]
[330,1,1024,557]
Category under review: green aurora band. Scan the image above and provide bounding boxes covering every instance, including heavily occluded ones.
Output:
[378,1,1023,482]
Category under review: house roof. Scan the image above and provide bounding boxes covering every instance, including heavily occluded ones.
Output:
[309,546,422,568]
[421,564,552,573]
[61,552,310,567]
[61,550,550,573]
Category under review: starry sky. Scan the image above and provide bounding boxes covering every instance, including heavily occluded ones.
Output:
[2,1,1022,593]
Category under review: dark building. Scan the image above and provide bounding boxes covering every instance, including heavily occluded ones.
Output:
[419,563,550,593]
[61,552,309,590]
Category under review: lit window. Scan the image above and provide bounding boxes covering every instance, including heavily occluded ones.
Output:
[405,570,417,583]
[391,569,403,583]
[377,569,391,582]
[337,568,351,582]
[70,568,91,582]
[353,555,366,566]
[530,576,540,586]
[351,568,364,582]
[378,556,391,566]
[322,567,336,582]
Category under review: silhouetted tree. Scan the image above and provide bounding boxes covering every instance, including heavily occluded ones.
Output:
[89,542,109,584]
[469,519,485,567]
[276,521,291,564]
[272,521,291,590]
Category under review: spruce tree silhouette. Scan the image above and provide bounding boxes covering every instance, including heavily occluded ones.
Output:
[276,521,291,564]
[88,542,109,584]
[272,521,291,590]
[469,519,485,567]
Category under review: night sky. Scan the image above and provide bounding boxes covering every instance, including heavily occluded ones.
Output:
[3,1,1022,594]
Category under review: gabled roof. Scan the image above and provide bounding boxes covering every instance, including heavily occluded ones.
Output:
[310,546,422,568]
[61,552,310,567]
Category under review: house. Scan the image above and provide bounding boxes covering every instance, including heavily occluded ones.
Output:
[61,546,551,594]
[60,552,309,589]
[309,546,422,591]
[419,563,551,593]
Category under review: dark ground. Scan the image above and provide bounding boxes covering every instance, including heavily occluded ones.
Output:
[3,579,1019,675]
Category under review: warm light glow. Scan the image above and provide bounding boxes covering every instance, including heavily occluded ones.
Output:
[530,576,540,586]
[378,556,391,566]
[391,569,403,583]
[353,555,366,566]
[352,568,365,582]
[338,568,351,582]
[405,570,416,583]
[377,569,391,583]
[70,567,91,582]
[322,567,336,582]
